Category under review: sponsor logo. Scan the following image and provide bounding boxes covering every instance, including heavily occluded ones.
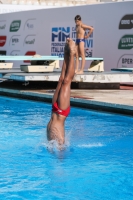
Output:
[0,36,7,47]
[25,39,35,44]
[24,51,36,63]
[0,50,6,62]
[51,26,93,57]
[10,50,20,56]
[9,35,20,46]
[25,51,36,56]
[0,25,6,30]
[52,27,70,42]
[0,21,6,30]
[10,20,21,32]
[27,23,34,29]
[51,27,70,57]
[24,19,35,30]
[24,35,36,45]
[0,50,6,55]
[118,35,133,50]
[119,14,133,29]
[117,54,133,68]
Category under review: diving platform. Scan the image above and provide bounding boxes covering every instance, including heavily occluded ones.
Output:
[0,55,104,72]
[111,68,133,73]
[0,56,132,86]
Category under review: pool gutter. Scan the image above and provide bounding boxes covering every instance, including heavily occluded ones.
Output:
[0,88,133,116]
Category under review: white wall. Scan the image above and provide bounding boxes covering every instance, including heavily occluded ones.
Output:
[0,1,133,70]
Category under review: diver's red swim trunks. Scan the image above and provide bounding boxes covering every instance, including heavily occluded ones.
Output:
[52,102,70,117]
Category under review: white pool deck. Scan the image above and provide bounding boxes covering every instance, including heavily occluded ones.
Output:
[0,68,133,83]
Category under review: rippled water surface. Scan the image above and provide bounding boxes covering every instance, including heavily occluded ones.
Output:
[0,96,133,200]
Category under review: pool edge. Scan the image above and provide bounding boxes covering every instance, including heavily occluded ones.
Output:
[0,88,133,116]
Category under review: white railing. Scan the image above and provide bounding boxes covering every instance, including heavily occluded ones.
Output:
[0,0,132,8]
[0,0,124,6]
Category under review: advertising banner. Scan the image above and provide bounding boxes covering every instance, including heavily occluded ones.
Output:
[0,1,133,69]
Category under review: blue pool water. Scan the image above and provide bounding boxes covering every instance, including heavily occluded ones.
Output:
[0,96,133,200]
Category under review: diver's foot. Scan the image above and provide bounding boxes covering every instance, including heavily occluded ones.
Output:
[67,38,77,56]
[76,70,84,74]
[75,69,79,74]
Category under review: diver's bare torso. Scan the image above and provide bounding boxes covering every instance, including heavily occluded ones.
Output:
[47,113,66,145]
[76,23,85,39]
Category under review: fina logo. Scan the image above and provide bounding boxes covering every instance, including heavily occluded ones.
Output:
[24,19,36,30]
[27,23,34,29]
[10,50,20,56]
[52,27,70,42]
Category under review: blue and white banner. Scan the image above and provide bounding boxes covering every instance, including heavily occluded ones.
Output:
[51,23,94,57]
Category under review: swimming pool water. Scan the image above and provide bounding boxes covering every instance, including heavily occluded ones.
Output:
[0,96,133,200]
